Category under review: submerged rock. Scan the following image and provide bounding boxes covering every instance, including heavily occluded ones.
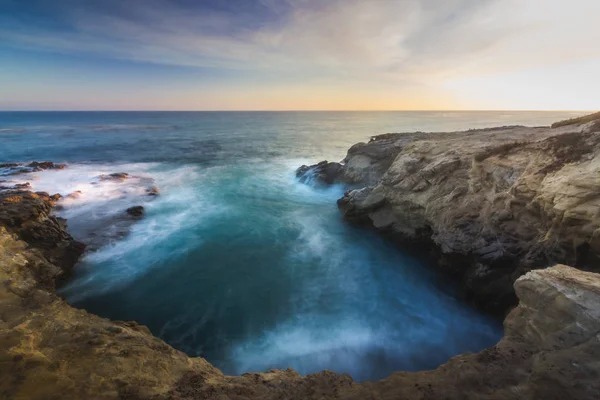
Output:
[13,182,31,190]
[99,172,129,181]
[146,185,160,196]
[126,205,144,217]
[0,162,19,168]
[0,181,31,191]
[66,190,83,199]
[60,173,159,251]
[27,161,66,171]
[0,161,66,176]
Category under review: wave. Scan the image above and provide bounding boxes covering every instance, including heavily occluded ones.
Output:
[29,157,502,382]
[16,162,227,301]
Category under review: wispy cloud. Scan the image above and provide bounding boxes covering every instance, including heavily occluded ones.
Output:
[4,0,596,75]
[1,0,598,109]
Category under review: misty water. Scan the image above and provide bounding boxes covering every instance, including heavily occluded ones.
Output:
[0,111,583,381]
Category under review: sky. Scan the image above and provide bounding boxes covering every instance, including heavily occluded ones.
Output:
[0,0,598,111]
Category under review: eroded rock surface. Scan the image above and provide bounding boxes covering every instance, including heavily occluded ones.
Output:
[313,116,600,313]
[0,190,84,277]
[1,213,599,400]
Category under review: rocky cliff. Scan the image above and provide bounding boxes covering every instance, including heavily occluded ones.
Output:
[299,114,600,313]
[2,113,600,399]
[1,197,599,399]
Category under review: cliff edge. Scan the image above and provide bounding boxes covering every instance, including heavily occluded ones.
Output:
[299,113,600,313]
[2,113,600,399]
[2,198,599,399]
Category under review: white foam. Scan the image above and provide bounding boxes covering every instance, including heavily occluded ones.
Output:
[229,317,377,375]
[42,162,229,301]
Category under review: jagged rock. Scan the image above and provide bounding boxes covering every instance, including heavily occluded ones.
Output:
[0,163,19,168]
[2,220,599,400]
[27,161,66,171]
[307,114,600,313]
[296,161,343,185]
[0,190,83,282]
[13,182,31,190]
[0,161,66,176]
[0,181,31,191]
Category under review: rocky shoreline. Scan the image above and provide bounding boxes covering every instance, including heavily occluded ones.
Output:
[298,114,600,314]
[1,113,600,399]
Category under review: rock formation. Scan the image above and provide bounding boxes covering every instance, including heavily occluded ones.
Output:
[1,201,599,399]
[296,161,343,185]
[2,114,600,398]
[0,161,65,175]
[300,114,600,313]
[0,191,85,279]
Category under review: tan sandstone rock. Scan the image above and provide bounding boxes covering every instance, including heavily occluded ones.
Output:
[329,116,600,312]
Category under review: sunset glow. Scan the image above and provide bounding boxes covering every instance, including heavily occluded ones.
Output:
[1,0,598,110]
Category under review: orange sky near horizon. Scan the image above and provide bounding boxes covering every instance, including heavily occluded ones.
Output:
[1,0,598,111]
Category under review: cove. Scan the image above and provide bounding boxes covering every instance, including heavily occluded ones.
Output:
[0,111,579,381]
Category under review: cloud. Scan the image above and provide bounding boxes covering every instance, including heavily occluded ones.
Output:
[5,0,597,80]
[1,0,599,109]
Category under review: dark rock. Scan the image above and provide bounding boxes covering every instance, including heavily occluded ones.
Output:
[13,182,31,190]
[26,161,66,171]
[0,191,85,281]
[0,182,31,191]
[296,161,343,185]
[1,161,66,176]
[126,206,144,217]
[0,163,19,168]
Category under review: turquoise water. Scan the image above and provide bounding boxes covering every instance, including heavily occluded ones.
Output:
[0,111,584,381]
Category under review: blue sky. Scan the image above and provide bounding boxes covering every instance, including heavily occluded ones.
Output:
[1,0,599,110]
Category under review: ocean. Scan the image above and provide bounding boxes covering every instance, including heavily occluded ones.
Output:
[0,111,584,381]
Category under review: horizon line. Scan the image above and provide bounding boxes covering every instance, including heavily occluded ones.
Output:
[0,109,595,113]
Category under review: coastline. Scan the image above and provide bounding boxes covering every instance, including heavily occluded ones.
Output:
[298,115,600,314]
[2,113,600,398]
